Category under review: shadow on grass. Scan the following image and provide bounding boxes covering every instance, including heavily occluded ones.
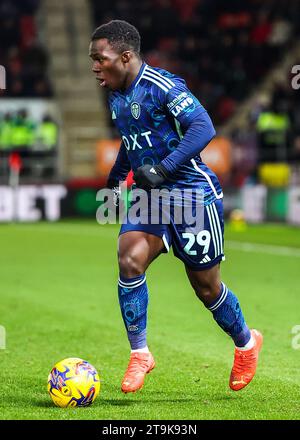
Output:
[34,399,143,408]
[33,398,139,409]
[34,400,58,408]
[33,398,198,408]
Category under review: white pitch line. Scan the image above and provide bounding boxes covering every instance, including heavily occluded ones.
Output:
[226,241,300,258]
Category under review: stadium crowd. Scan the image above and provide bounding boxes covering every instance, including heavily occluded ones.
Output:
[0,0,52,97]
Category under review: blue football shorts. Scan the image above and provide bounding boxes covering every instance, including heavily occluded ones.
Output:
[119,190,225,271]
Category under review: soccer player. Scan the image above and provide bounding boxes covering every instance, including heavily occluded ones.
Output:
[89,20,263,394]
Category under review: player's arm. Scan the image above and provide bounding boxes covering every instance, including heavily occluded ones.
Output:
[160,111,215,174]
[106,141,131,205]
[134,81,216,190]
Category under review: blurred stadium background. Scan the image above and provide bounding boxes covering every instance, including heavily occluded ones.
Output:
[1,0,300,224]
[1,0,300,421]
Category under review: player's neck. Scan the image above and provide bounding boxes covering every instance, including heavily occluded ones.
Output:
[123,58,143,91]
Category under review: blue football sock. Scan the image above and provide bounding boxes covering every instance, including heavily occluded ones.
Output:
[118,273,148,350]
[207,283,251,347]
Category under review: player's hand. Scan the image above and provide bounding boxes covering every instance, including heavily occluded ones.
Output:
[106,178,121,207]
[133,164,168,191]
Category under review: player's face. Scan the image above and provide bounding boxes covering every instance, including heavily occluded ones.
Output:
[89,39,129,91]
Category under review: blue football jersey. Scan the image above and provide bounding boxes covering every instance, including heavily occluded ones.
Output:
[108,62,223,202]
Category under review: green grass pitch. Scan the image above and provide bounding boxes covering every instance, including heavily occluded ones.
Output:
[1,221,300,420]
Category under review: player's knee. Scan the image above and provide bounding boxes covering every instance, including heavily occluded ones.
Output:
[193,281,221,306]
[118,252,145,278]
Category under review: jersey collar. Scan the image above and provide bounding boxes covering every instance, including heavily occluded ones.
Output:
[122,62,147,95]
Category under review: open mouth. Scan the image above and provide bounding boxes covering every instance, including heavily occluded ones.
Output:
[97,78,106,87]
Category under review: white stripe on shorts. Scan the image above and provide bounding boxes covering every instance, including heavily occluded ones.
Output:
[206,204,219,257]
[211,202,223,255]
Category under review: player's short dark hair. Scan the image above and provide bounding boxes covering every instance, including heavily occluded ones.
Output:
[91,20,141,55]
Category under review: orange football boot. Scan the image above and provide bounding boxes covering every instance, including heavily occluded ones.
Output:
[121,352,155,393]
[229,329,263,391]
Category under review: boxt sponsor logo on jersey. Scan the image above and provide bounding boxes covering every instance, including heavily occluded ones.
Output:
[122,131,153,151]
[167,92,194,117]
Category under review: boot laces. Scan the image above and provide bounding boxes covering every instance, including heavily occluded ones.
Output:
[233,349,256,374]
[127,354,150,374]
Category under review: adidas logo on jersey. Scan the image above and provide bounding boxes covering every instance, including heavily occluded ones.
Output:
[149,167,157,174]
[112,110,117,120]
[200,255,211,264]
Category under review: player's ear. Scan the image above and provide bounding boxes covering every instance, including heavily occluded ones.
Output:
[121,51,132,64]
